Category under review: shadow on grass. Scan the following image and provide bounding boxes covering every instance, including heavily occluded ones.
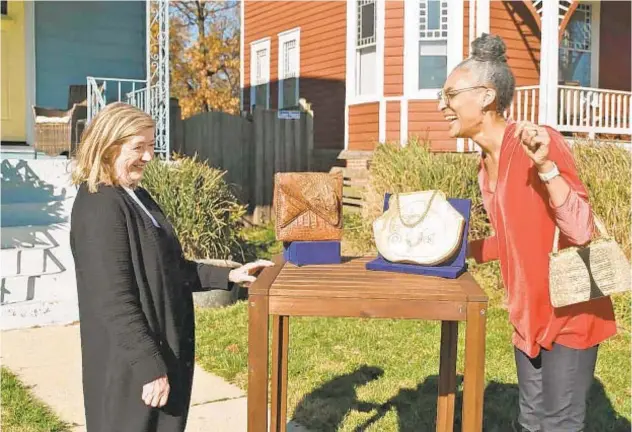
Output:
[292,367,630,432]
[291,366,384,431]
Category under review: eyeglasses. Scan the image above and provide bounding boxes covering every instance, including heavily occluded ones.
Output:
[437,86,487,106]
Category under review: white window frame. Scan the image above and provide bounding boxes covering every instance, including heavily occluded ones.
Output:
[346,0,385,105]
[404,0,463,99]
[250,37,271,110]
[278,28,301,109]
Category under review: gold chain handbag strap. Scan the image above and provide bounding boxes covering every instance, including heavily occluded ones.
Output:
[393,190,439,229]
[552,211,610,254]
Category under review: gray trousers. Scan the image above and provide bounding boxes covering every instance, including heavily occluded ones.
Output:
[514,343,598,432]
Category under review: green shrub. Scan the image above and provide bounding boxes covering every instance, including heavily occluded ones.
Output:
[141,154,248,261]
[572,139,631,258]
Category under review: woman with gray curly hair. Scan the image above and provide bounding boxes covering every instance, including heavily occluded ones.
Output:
[438,34,616,431]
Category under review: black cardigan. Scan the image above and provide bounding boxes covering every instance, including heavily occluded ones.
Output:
[70,184,231,432]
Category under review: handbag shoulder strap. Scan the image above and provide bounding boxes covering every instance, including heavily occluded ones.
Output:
[394,190,439,228]
[552,212,610,253]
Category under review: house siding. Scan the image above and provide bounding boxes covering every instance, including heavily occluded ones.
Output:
[348,103,379,151]
[408,100,454,151]
[599,1,631,91]
[384,1,404,97]
[34,1,146,108]
[243,1,346,150]
[490,1,541,87]
[385,101,400,142]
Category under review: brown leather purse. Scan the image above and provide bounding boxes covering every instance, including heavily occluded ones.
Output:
[273,172,343,241]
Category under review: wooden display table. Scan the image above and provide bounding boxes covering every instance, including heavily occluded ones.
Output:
[247,256,488,432]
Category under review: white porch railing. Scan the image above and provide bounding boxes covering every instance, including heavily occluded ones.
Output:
[125,85,159,114]
[508,85,631,137]
[506,85,540,124]
[558,86,631,137]
[86,77,149,122]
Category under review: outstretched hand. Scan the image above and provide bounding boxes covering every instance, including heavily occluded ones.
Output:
[228,259,275,286]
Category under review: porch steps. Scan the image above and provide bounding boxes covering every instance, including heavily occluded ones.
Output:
[1,156,78,330]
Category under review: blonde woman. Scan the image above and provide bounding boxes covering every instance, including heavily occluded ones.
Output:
[70,102,272,432]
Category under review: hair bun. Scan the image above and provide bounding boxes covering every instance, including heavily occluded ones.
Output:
[471,33,507,63]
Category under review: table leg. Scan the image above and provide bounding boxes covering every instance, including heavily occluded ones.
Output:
[248,294,269,432]
[462,302,487,432]
[270,315,289,432]
[436,320,458,432]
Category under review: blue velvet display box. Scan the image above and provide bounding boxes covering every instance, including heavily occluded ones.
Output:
[283,241,342,266]
[365,194,471,279]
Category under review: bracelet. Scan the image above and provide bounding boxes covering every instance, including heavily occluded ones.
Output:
[538,162,560,183]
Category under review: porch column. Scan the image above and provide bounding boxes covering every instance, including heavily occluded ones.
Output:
[538,0,560,127]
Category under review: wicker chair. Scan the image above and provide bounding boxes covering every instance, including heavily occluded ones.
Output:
[31,84,91,158]
[32,105,76,158]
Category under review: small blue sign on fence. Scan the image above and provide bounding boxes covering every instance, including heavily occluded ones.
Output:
[278,110,301,120]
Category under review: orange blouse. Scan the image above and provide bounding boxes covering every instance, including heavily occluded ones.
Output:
[469,122,617,358]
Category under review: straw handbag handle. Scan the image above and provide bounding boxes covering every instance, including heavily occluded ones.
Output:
[552,212,610,253]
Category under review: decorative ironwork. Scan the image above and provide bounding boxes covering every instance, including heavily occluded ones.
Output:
[531,0,576,29]
[147,0,170,158]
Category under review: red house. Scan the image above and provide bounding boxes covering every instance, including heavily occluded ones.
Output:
[240,1,631,168]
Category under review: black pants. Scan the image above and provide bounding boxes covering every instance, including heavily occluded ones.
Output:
[514,343,598,432]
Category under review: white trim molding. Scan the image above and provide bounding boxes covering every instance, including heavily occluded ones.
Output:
[475,0,490,36]
[379,100,386,142]
[249,37,271,110]
[400,99,408,146]
[539,0,559,126]
[469,0,477,47]
[24,0,36,146]
[239,0,244,112]
[277,27,300,109]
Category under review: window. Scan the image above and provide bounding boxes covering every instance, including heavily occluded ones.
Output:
[559,4,592,87]
[250,38,270,110]
[418,0,448,90]
[278,28,300,109]
[1,1,7,15]
[356,0,377,96]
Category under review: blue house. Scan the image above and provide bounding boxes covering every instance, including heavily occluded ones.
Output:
[1,0,170,156]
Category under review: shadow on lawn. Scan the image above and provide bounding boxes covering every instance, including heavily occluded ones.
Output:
[291,366,630,432]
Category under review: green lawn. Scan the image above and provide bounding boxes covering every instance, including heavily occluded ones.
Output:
[195,237,632,431]
[1,367,70,432]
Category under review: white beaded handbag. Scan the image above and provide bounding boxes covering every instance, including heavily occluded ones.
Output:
[373,190,465,266]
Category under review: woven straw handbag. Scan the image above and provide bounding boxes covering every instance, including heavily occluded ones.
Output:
[373,190,465,266]
[549,214,631,308]
[273,172,343,242]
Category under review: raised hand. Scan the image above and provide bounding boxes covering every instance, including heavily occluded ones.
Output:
[514,121,551,167]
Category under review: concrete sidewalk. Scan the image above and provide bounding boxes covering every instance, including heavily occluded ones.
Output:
[1,324,308,431]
